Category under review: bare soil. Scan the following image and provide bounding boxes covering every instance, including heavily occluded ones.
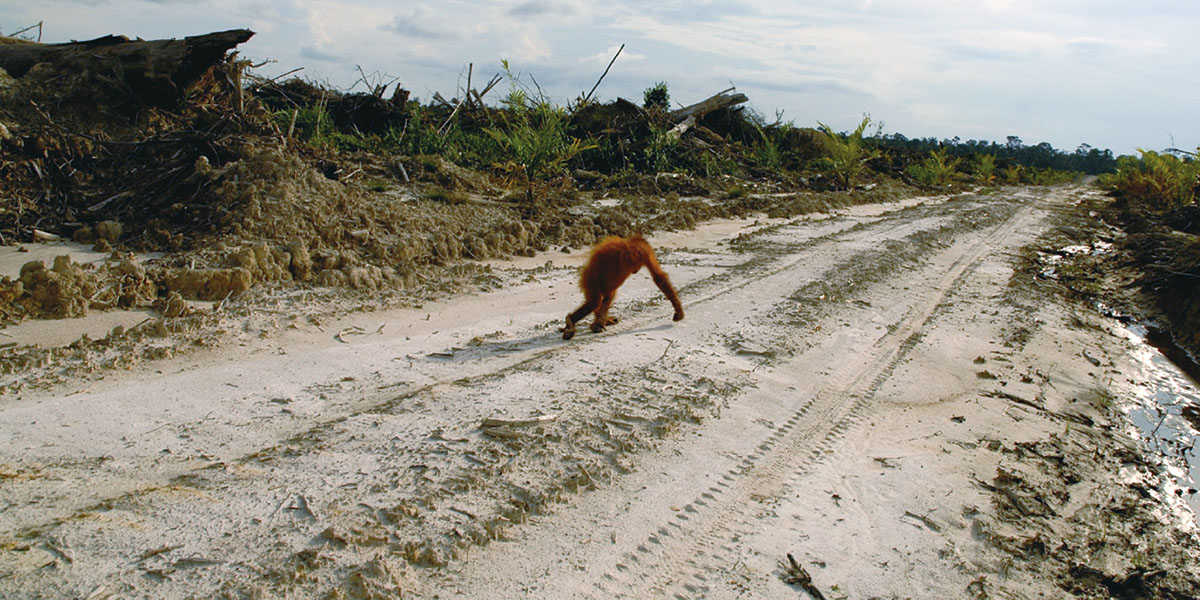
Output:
[1,185,1198,599]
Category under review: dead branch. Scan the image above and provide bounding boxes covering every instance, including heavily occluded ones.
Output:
[779,553,827,600]
[438,63,473,135]
[335,326,367,343]
[583,44,624,104]
[480,426,524,440]
[902,510,943,532]
[8,21,44,41]
[669,86,749,122]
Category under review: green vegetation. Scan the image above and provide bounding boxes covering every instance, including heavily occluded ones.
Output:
[256,70,1105,199]
[1101,148,1200,211]
[816,116,881,189]
[643,81,671,111]
[486,90,595,184]
[875,135,1116,176]
[751,124,785,171]
[1091,147,1200,362]
[973,153,997,185]
[905,146,960,187]
[422,187,469,204]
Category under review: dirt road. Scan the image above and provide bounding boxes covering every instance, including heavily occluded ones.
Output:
[2,185,1197,598]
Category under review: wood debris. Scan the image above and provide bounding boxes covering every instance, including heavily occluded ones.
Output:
[779,553,827,600]
[480,414,557,428]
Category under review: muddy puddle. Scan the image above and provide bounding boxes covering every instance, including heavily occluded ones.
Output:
[1122,322,1200,520]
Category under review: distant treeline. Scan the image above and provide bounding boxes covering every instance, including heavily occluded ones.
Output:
[874,134,1117,175]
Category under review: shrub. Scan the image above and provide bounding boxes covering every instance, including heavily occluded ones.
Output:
[643,82,670,111]
[1100,148,1199,211]
[1003,164,1022,184]
[751,125,784,171]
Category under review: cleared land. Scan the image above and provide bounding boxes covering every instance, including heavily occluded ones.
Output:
[1,185,1198,598]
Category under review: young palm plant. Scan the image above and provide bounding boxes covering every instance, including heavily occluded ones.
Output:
[485,89,595,200]
[816,116,881,189]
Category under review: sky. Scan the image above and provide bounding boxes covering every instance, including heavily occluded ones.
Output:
[3,0,1198,155]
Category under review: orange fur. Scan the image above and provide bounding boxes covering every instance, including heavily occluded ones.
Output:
[562,235,684,340]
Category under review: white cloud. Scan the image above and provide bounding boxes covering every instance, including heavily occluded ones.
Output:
[512,31,552,62]
[581,45,645,65]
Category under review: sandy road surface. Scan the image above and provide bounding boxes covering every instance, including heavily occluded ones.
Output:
[2,185,1197,598]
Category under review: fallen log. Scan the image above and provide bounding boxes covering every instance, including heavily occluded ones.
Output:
[668,86,749,123]
[0,29,254,107]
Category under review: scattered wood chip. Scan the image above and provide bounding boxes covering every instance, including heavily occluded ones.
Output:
[986,390,1044,411]
[45,536,75,564]
[171,556,224,568]
[902,510,943,532]
[84,584,110,600]
[335,326,366,343]
[448,506,478,520]
[136,544,181,563]
[480,414,557,428]
[658,339,674,361]
[480,426,523,440]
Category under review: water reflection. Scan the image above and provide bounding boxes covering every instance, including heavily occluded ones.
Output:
[1123,324,1200,521]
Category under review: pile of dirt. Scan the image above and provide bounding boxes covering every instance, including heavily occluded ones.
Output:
[1119,205,1200,357]
[0,32,265,250]
[0,254,157,323]
[0,32,525,315]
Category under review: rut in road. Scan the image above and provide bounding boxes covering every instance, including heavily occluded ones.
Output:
[430,189,1049,598]
[580,201,1037,598]
[0,189,1048,598]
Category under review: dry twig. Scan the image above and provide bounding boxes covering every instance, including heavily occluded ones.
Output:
[779,553,826,600]
[480,414,557,428]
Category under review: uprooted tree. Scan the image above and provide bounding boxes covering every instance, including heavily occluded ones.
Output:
[0,29,254,107]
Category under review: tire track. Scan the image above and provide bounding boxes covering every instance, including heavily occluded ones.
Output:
[599,202,1039,598]
[1,197,945,539]
[2,193,1045,598]
[430,195,1046,599]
